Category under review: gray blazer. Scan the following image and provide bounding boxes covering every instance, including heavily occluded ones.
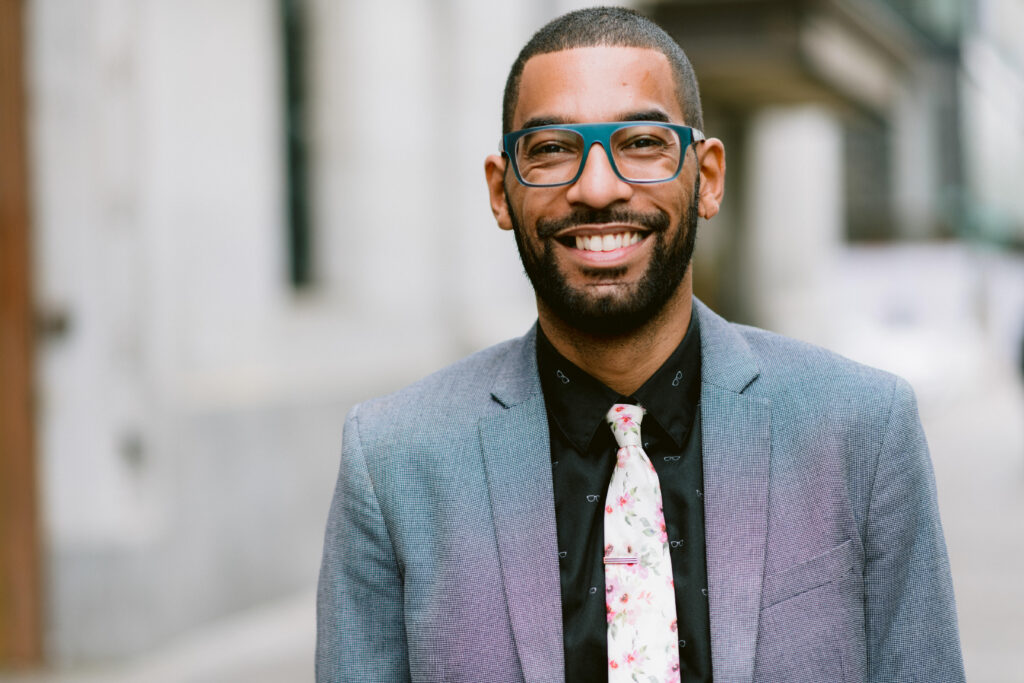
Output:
[317,300,964,682]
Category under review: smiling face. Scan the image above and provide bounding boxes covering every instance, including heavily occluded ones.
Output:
[486,46,719,338]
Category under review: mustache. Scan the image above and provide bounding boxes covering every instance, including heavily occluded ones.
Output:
[535,208,671,239]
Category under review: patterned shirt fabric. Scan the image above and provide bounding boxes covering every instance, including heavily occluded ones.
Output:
[537,316,712,683]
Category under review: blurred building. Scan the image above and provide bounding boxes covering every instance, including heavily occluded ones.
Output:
[1,0,1022,673]
[647,0,1024,333]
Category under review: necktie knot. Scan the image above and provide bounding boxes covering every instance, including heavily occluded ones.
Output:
[606,403,644,448]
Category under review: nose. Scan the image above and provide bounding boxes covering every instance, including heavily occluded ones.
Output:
[564,142,633,208]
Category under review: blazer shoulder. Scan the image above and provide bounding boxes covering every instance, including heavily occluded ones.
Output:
[348,330,536,440]
[731,323,910,411]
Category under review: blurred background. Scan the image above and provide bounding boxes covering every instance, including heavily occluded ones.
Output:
[1,0,1022,681]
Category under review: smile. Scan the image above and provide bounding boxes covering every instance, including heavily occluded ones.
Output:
[571,232,645,252]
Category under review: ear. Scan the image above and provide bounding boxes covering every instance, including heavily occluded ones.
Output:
[695,138,726,220]
[485,154,514,231]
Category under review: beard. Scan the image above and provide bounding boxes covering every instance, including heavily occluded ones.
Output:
[507,177,699,337]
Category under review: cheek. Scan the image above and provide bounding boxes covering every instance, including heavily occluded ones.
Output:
[650,180,694,218]
[517,191,569,225]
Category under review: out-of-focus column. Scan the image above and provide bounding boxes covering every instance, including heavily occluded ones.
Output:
[741,106,844,343]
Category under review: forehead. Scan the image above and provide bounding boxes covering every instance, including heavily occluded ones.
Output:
[513,46,684,129]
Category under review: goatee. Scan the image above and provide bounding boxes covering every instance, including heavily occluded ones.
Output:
[507,178,699,337]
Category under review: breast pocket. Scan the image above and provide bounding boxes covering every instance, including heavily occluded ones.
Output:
[762,539,857,608]
[755,539,865,683]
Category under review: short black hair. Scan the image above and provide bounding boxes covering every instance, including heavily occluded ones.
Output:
[502,6,703,134]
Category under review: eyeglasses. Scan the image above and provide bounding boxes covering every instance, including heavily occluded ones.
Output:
[502,121,704,187]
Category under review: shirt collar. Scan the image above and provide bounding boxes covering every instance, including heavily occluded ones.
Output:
[536,312,702,453]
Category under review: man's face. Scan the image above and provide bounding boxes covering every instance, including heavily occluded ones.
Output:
[487,46,705,337]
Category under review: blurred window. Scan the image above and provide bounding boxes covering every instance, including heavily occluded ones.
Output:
[845,115,895,241]
[281,0,312,288]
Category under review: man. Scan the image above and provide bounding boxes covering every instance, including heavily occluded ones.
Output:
[317,7,964,683]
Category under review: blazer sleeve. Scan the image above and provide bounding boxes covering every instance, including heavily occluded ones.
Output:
[316,405,411,683]
[864,377,965,682]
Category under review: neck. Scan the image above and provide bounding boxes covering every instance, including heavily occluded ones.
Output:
[537,281,694,396]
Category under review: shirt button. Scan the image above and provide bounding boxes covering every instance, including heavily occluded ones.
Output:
[589,586,598,595]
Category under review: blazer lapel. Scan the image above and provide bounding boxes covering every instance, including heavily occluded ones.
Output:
[695,300,772,683]
[480,327,564,683]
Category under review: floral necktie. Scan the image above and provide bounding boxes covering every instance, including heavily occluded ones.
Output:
[604,403,680,682]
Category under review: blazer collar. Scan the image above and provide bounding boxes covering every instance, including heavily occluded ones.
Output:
[694,298,772,683]
[481,324,565,683]
[492,300,761,401]
[488,323,543,409]
[693,298,760,393]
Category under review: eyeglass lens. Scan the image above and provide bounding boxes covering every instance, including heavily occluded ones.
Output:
[514,124,682,185]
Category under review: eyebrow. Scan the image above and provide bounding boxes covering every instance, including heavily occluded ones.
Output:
[519,109,674,131]
[623,109,672,123]
[520,116,571,129]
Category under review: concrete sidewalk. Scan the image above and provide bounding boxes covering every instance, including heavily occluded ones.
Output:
[924,363,1024,683]
[1,590,315,683]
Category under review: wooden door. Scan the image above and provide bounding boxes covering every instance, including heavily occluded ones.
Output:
[0,0,42,667]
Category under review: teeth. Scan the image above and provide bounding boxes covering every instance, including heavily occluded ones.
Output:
[573,232,643,252]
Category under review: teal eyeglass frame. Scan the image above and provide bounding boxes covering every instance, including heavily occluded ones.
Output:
[502,121,705,187]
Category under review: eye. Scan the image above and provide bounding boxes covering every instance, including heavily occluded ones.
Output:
[527,140,572,157]
[615,126,678,156]
[622,134,670,151]
[632,135,661,147]
[518,130,581,159]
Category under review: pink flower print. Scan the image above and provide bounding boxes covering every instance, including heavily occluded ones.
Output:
[605,504,614,514]
[616,414,636,433]
[609,658,619,670]
[617,492,631,508]
[670,619,678,632]
[614,405,626,413]
[619,592,630,605]
[606,602,616,623]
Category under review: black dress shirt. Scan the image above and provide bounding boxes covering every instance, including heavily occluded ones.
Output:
[537,316,713,683]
